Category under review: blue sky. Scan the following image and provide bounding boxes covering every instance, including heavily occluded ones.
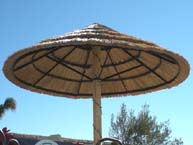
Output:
[0,0,192,144]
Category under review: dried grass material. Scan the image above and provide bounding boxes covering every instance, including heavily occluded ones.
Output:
[3,23,190,98]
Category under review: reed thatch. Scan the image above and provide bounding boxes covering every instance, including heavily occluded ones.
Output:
[3,23,190,98]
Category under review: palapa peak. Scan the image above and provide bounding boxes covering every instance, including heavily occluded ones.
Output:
[39,22,158,48]
[86,23,116,31]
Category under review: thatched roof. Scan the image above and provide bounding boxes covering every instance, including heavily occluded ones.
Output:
[3,23,190,98]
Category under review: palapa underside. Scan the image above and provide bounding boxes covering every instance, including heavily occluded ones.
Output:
[3,23,190,98]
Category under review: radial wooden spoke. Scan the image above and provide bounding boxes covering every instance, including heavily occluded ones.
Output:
[98,48,111,78]
[47,55,92,80]
[14,46,62,71]
[76,49,91,95]
[32,47,76,86]
[106,50,128,92]
[103,64,142,81]
[123,49,168,83]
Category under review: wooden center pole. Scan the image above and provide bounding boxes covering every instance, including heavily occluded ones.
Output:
[92,47,102,145]
[93,80,101,145]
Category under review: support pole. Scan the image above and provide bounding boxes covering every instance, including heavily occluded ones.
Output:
[93,80,101,145]
[92,47,102,145]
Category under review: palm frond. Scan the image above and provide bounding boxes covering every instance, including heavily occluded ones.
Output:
[4,98,16,110]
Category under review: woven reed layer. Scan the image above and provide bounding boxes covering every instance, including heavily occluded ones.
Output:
[3,23,190,98]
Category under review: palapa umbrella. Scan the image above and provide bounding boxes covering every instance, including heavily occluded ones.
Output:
[3,23,190,145]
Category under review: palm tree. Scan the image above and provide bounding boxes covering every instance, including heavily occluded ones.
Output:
[0,98,16,119]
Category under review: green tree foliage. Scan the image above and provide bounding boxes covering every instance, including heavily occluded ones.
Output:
[109,104,183,145]
[0,98,16,119]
